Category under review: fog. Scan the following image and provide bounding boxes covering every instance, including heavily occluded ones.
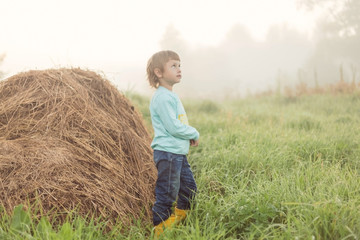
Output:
[160,24,313,98]
[1,0,359,99]
[160,0,360,98]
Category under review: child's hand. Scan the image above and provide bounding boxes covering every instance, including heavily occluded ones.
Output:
[190,139,199,147]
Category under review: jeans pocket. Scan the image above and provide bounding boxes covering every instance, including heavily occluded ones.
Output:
[153,150,169,166]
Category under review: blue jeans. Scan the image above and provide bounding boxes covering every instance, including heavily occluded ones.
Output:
[152,150,197,226]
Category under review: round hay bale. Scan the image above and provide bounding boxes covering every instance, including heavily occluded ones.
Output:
[0,68,156,225]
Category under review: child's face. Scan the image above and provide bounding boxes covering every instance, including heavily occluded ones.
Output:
[156,59,181,89]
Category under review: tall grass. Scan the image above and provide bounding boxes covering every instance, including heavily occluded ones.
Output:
[2,92,360,239]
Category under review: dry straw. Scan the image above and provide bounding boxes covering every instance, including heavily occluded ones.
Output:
[0,68,156,225]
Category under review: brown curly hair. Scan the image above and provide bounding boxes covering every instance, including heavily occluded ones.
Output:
[146,50,180,88]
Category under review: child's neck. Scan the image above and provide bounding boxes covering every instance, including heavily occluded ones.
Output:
[159,83,173,91]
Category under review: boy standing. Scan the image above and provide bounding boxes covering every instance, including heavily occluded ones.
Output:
[146,50,200,237]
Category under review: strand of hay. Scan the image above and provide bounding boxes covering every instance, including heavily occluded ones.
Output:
[0,68,156,225]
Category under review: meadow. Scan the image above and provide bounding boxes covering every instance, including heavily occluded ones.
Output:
[1,91,360,239]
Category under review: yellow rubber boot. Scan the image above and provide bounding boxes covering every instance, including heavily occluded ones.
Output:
[175,207,189,222]
[154,214,177,239]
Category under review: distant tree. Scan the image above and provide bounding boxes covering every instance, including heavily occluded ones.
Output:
[298,0,360,84]
[298,0,360,37]
[159,24,188,54]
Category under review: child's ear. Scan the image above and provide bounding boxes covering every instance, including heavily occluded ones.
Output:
[154,68,162,78]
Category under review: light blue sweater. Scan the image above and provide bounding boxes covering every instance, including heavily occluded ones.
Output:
[150,86,199,155]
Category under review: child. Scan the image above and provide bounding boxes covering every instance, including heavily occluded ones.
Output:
[146,50,200,237]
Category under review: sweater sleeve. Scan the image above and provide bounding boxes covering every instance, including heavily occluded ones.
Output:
[154,93,199,140]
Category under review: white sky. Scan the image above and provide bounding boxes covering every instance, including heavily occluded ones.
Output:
[0,0,320,93]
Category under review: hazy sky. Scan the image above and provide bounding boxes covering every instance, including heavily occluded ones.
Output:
[0,0,320,95]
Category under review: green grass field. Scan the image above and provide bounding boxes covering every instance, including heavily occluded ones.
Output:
[1,93,360,239]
